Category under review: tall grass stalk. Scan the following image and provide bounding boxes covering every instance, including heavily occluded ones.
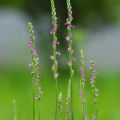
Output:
[79,50,88,120]
[90,61,99,120]
[66,78,72,120]
[57,92,63,118]
[79,50,99,120]
[28,22,42,120]
[13,99,17,120]
[50,0,60,119]
[26,1,99,120]
[65,0,75,119]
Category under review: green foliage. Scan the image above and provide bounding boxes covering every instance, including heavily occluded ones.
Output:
[0,68,120,120]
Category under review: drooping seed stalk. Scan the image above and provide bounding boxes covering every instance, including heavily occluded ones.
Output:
[28,22,43,120]
[66,0,75,119]
[13,99,17,120]
[50,0,60,120]
[90,61,99,120]
[79,50,88,120]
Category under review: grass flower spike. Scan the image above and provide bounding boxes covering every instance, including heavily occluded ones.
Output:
[28,22,42,120]
[90,61,99,120]
[50,0,60,119]
[79,50,99,120]
[66,79,72,120]
[79,49,88,120]
[57,92,63,117]
[13,100,17,120]
[66,0,75,119]
[26,1,100,120]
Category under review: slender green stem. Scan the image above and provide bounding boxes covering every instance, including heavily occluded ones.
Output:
[79,50,87,120]
[66,0,74,119]
[13,99,18,120]
[28,22,42,120]
[82,85,86,120]
[50,0,59,119]
[55,77,58,120]
[33,92,35,120]
[53,34,58,120]
[90,61,99,120]
[39,111,40,120]
[80,79,85,120]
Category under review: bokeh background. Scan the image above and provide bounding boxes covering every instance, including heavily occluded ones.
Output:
[0,0,120,119]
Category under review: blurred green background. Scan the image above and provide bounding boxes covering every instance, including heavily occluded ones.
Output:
[0,0,120,120]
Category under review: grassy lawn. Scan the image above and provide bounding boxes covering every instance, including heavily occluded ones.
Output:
[0,68,120,120]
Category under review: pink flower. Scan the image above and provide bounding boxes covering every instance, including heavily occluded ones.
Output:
[71,25,75,29]
[67,61,71,66]
[80,90,83,97]
[56,41,60,45]
[90,70,97,82]
[68,47,74,53]
[90,70,97,87]
[65,21,69,26]
[53,41,60,47]
[52,21,59,27]
[28,40,32,48]
[50,29,56,34]
[56,51,61,56]
[52,64,55,70]
[52,21,56,25]
[67,24,72,29]
[73,56,77,62]
[55,60,59,65]
[80,66,86,81]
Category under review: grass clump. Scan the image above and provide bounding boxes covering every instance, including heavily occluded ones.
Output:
[13,0,99,120]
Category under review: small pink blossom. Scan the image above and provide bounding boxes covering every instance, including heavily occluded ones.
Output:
[55,61,59,65]
[52,21,59,27]
[64,22,68,26]
[67,61,71,66]
[71,25,75,29]
[28,40,32,48]
[73,56,77,62]
[80,66,86,81]
[56,51,61,56]
[90,70,97,82]
[80,90,83,97]
[50,29,56,34]
[53,41,60,47]
[68,47,74,53]
[67,24,72,29]
[52,64,55,70]
[56,41,60,45]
